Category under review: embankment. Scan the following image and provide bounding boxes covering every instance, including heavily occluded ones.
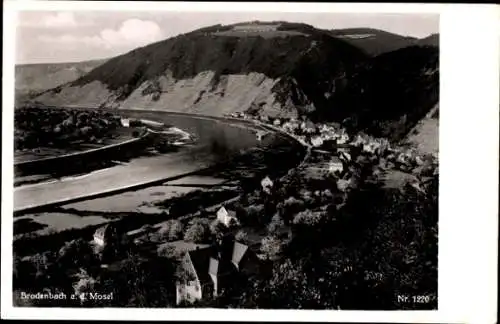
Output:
[14,130,153,177]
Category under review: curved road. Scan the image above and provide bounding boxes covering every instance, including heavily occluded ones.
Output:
[14,109,304,214]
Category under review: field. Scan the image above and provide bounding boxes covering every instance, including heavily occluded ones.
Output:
[213,30,308,38]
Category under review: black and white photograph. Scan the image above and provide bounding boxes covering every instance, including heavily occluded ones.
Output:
[2,1,498,322]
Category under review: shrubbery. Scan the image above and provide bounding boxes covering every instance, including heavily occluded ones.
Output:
[14,106,122,150]
[184,218,211,243]
[157,220,184,242]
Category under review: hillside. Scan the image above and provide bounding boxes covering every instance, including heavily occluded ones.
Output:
[30,21,438,140]
[404,103,439,155]
[33,22,367,117]
[416,33,439,46]
[317,45,439,141]
[15,59,107,104]
[328,28,418,56]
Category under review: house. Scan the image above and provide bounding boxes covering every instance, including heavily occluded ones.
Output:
[336,178,352,192]
[216,207,239,227]
[310,136,324,147]
[415,155,425,166]
[255,130,267,142]
[260,176,274,194]
[337,133,349,145]
[299,120,316,134]
[273,119,281,126]
[93,224,118,248]
[176,238,259,305]
[339,150,352,162]
[281,122,297,133]
[120,118,130,127]
[328,157,344,174]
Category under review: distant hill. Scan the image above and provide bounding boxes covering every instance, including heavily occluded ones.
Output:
[28,21,438,141]
[328,28,419,56]
[416,33,439,46]
[15,59,107,104]
[33,21,367,117]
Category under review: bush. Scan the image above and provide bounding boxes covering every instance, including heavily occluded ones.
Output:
[157,245,182,260]
[260,235,289,261]
[72,269,98,305]
[292,209,328,227]
[210,219,228,240]
[278,196,306,223]
[158,220,183,242]
[267,213,285,235]
[57,238,98,271]
[240,204,265,226]
[14,107,122,150]
[235,230,249,244]
[184,219,211,243]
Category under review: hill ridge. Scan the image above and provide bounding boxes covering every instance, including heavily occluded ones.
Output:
[24,21,438,141]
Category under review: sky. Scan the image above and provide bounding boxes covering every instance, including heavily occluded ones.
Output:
[16,11,439,64]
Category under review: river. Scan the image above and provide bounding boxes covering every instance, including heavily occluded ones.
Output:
[14,110,304,214]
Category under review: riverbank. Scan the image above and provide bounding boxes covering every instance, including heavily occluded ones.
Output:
[13,121,308,258]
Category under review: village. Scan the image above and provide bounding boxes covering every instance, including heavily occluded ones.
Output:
[13,104,439,308]
[27,109,437,307]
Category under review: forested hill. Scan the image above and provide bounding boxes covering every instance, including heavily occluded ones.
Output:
[28,21,438,141]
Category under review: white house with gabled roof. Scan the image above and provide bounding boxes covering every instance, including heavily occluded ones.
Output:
[328,157,344,174]
[216,207,238,227]
[261,176,274,194]
[310,136,324,147]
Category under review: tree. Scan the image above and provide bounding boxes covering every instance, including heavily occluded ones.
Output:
[267,213,285,235]
[157,220,183,242]
[57,238,98,271]
[30,252,52,280]
[184,219,210,243]
[243,257,341,309]
[240,204,265,226]
[278,196,305,223]
[260,235,290,261]
[97,251,177,307]
[235,230,250,244]
[209,219,228,241]
[157,245,182,260]
[72,268,98,306]
[292,209,328,227]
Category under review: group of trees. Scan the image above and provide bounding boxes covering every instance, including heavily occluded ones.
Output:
[13,238,101,307]
[154,220,184,242]
[13,234,181,308]
[12,115,438,309]
[182,216,237,244]
[183,218,212,243]
[14,106,122,150]
[192,144,438,309]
